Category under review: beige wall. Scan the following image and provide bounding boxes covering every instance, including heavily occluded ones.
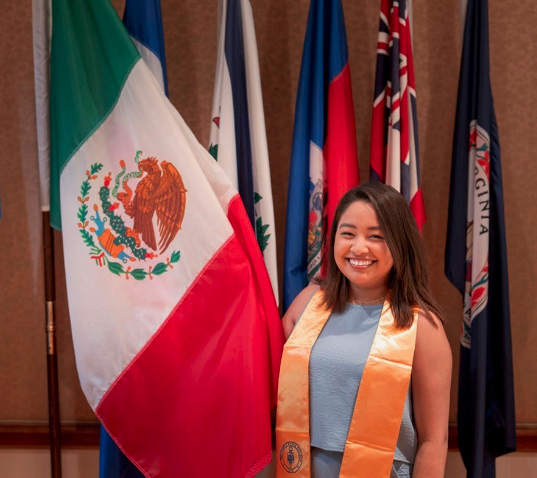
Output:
[0,0,535,461]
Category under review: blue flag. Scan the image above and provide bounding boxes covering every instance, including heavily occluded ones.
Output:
[100,1,167,476]
[282,0,359,311]
[445,0,516,476]
[123,0,168,96]
[100,427,144,478]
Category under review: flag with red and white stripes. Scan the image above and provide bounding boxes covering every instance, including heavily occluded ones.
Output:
[370,0,425,230]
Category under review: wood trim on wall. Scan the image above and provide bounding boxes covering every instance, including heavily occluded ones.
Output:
[1,424,536,451]
[448,426,537,452]
[0,425,100,448]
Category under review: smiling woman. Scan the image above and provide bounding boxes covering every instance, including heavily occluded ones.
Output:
[276,182,452,478]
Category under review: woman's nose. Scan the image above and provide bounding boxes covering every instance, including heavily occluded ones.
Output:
[350,236,368,254]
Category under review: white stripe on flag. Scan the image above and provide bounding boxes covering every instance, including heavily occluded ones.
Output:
[240,0,279,302]
[209,1,239,189]
[408,94,419,197]
[386,122,401,192]
[216,62,239,189]
[130,36,166,92]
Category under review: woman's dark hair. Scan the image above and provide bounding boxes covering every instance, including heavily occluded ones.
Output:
[319,181,444,328]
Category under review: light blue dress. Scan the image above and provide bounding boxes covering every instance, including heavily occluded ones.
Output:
[306,302,417,478]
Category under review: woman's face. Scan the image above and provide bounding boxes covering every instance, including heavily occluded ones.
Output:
[334,200,394,293]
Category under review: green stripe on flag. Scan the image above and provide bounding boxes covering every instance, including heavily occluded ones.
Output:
[50,0,141,229]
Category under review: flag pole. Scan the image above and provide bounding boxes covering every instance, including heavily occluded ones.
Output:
[42,211,62,478]
[33,0,62,472]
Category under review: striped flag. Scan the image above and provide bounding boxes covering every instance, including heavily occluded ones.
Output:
[445,0,516,475]
[49,1,284,477]
[370,0,425,230]
[283,0,359,311]
[32,0,52,211]
[123,0,168,95]
[209,0,278,303]
[100,2,169,475]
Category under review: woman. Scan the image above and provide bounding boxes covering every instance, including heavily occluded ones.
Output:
[276,182,451,478]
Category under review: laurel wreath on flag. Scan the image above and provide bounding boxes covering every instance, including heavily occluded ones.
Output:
[254,192,270,252]
[77,162,180,280]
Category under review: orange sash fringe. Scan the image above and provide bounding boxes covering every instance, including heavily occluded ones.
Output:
[275,289,418,477]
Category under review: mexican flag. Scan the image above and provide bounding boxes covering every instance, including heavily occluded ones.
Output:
[48,0,284,476]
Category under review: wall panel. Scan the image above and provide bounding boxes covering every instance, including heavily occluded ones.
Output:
[1,0,535,449]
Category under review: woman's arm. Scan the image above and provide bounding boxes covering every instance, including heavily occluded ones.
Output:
[411,312,452,478]
[282,283,319,339]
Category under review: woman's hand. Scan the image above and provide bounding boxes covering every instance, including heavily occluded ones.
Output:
[282,283,319,339]
[412,312,452,478]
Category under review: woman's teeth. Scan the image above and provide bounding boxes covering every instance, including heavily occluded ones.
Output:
[349,259,373,266]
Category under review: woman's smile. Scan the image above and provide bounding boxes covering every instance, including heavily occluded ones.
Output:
[346,257,376,269]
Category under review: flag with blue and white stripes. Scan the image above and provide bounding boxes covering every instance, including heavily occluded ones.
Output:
[209,0,279,303]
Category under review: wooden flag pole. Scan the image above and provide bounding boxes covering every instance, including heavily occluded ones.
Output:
[42,211,62,478]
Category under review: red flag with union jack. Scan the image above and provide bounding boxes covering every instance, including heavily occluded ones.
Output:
[370,0,425,230]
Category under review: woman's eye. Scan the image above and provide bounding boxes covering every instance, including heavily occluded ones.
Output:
[341,231,354,237]
[370,235,384,240]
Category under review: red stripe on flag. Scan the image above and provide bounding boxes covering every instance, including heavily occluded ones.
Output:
[410,188,426,231]
[324,62,360,257]
[97,196,284,478]
[370,93,387,181]
[378,41,389,51]
[400,87,410,164]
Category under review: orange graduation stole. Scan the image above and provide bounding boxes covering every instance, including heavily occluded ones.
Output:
[275,289,418,478]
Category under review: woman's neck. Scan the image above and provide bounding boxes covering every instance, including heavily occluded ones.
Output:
[349,284,388,305]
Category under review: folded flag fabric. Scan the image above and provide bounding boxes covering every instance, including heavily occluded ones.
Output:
[123,0,168,95]
[100,427,144,478]
[283,0,360,311]
[100,1,169,475]
[445,0,516,475]
[32,0,52,211]
[49,0,284,476]
[370,0,425,230]
[209,0,278,303]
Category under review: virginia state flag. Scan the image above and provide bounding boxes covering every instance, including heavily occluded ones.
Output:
[49,0,284,477]
[445,0,516,475]
[283,0,359,311]
[370,0,425,230]
[209,0,278,303]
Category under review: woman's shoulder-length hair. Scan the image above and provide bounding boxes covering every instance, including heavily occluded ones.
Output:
[319,182,444,328]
